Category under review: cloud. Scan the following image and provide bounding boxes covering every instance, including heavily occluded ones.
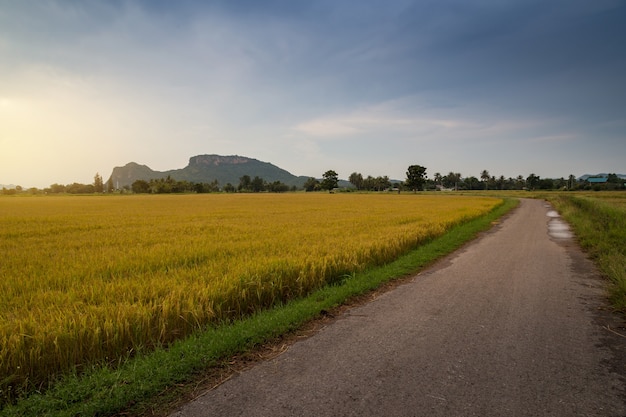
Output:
[0,0,624,186]
[290,98,543,144]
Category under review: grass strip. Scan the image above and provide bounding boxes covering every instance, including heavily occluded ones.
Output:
[546,194,626,310]
[1,198,518,417]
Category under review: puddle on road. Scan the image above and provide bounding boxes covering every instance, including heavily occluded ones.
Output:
[546,209,574,239]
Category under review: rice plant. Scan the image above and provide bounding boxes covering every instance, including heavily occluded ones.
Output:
[0,193,500,402]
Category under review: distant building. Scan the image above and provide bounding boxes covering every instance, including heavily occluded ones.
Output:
[587,177,608,184]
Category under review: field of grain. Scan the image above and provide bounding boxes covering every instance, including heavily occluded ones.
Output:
[0,193,500,398]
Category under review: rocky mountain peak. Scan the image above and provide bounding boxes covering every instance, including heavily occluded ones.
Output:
[189,155,253,166]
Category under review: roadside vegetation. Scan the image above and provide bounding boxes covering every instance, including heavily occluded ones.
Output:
[544,192,626,310]
[0,193,503,412]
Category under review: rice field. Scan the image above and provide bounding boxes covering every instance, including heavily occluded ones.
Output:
[0,193,501,400]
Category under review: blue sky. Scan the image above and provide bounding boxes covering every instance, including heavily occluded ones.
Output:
[1,0,624,188]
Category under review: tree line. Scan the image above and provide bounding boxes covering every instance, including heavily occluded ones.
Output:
[5,167,624,196]
[131,175,295,194]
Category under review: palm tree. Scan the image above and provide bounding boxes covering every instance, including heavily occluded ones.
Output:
[434,172,442,188]
[446,172,461,191]
[480,170,490,190]
[568,174,577,190]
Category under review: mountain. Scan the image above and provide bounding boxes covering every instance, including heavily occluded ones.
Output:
[108,155,311,189]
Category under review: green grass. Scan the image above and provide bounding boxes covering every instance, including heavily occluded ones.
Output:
[546,193,626,310]
[0,198,517,417]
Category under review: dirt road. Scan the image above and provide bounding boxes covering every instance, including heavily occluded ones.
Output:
[170,199,626,416]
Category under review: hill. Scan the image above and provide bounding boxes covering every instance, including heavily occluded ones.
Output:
[108,155,311,189]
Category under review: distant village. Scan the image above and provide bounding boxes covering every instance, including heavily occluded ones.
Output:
[2,172,625,195]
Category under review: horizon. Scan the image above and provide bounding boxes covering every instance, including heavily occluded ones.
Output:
[1,151,624,190]
[1,1,625,188]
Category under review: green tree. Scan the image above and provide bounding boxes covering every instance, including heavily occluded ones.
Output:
[568,174,577,190]
[67,183,95,194]
[480,170,490,190]
[463,176,481,190]
[498,175,506,190]
[538,178,554,190]
[349,172,364,190]
[606,173,625,190]
[363,175,391,191]
[526,173,540,190]
[321,170,339,192]
[106,177,114,193]
[238,175,252,192]
[303,177,320,192]
[361,176,369,191]
[47,183,66,193]
[251,176,265,192]
[267,181,289,192]
[433,172,442,188]
[376,176,391,191]
[94,173,104,193]
[131,180,150,193]
[443,172,461,191]
[405,165,427,192]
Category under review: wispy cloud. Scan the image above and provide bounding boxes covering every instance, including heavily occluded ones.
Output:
[0,0,624,186]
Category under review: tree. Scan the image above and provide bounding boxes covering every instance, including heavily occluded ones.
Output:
[606,173,625,190]
[498,175,506,190]
[47,183,66,193]
[194,180,219,193]
[607,173,620,183]
[321,170,339,192]
[94,173,104,193]
[106,177,114,193]
[349,172,364,190]
[131,180,150,193]
[303,177,320,192]
[376,176,391,191]
[251,176,265,192]
[443,172,461,191]
[267,181,289,192]
[405,165,427,192]
[67,182,95,194]
[434,172,442,188]
[526,173,540,190]
[538,178,554,190]
[568,175,577,190]
[463,176,481,190]
[238,175,252,192]
[480,170,490,190]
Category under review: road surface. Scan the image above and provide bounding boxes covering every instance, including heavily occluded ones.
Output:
[170,199,626,417]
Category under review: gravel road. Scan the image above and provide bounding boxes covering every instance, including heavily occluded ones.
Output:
[170,199,626,417]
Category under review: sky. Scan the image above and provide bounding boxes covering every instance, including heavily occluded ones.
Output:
[1,0,625,188]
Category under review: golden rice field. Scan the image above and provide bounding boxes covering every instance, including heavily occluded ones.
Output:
[0,193,501,396]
